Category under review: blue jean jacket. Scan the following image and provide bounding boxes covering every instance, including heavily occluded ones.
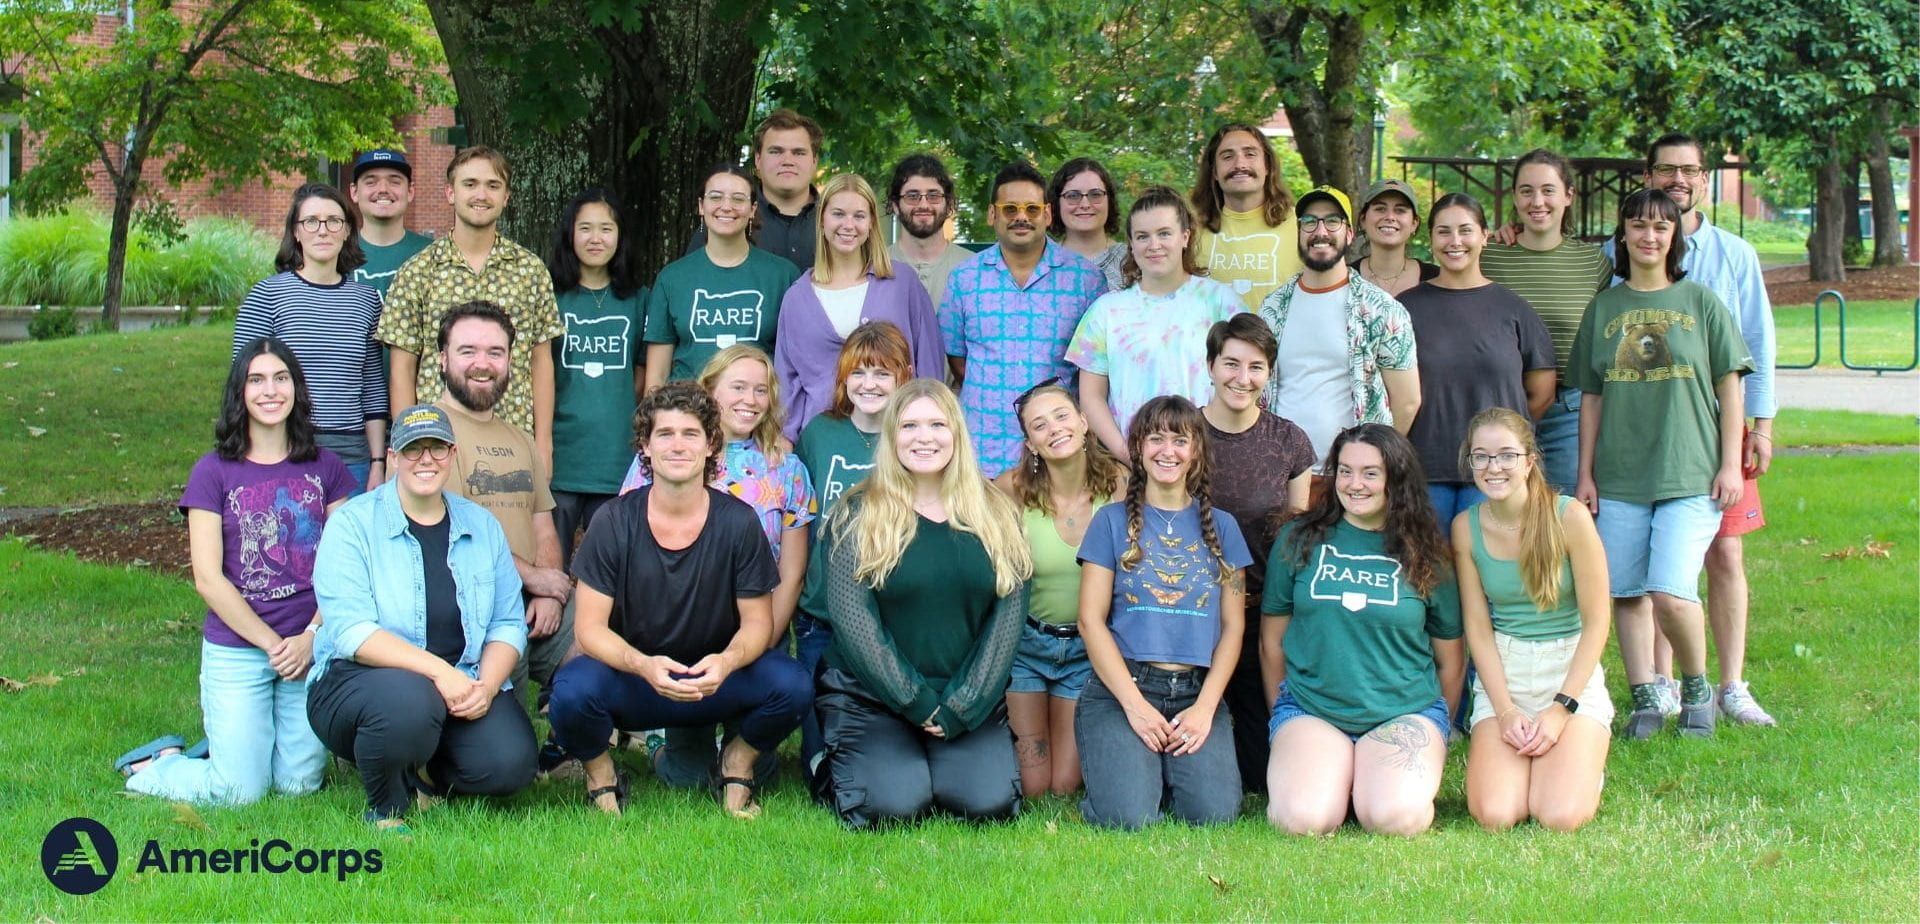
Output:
[310,481,527,688]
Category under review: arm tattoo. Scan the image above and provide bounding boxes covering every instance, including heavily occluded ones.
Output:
[1365,716,1432,772]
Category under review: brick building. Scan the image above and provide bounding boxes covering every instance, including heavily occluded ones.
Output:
[1,6,456,234]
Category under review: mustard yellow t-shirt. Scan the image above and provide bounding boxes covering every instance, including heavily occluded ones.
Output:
[1195,208,1304,311]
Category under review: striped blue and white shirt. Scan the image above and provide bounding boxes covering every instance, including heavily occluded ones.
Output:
[231,271,388,432]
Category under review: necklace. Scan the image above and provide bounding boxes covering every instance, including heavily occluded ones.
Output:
[1364,257,1411,289]
[1482,508,1523,531]
[1146,505,1180,535]
[582,284,608,312]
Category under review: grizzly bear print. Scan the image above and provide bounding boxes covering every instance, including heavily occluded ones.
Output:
[1614,321,1673,372]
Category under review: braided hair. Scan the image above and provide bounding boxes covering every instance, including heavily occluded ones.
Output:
[1119,396,1238,588]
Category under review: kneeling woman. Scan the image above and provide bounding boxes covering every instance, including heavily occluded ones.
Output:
[1262,424,1464,836]
[1456,408,1612,832]
[119,338,355,802]
[309,404,537,830]
[553,383,812,817]
[815,379,1033,828]
[1076,396,1253,828]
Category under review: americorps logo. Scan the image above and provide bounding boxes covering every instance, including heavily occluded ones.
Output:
[40,817,385,894]
[42,817,118,895]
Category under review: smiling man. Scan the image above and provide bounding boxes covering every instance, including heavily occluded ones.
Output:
[885,154,970,310]
[347,149,433,297]
[941,161,1108,475]
[1190,123,1305,311]
[379,146,563,475]
[1256,186,1421,478]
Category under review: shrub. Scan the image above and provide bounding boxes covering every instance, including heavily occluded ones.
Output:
[0,207,273,307]
[26,305,79,341]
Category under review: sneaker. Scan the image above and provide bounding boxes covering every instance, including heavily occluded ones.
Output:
[1718,681,1779,726]
[1621,708,1667,740]
[1653,674,1682,717]
[536,735,574,775]
[1677,700,1717,737]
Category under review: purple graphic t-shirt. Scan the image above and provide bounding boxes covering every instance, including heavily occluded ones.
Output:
[178,450,356,647]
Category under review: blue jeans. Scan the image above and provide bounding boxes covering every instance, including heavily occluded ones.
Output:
[1006,622,1093,700]
[125,640,326,804]
[1268,681,1453,744]
[1426,483,1487,527]
[343,461,371,498]
[549,651,813,773]
[1536,387,1582,494]
[1075,663,1241,829]
[1595,495,1720,602]
[794,613,835,775]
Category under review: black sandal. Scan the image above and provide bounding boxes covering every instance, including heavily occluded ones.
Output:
[717,775,761,819]
[586,770,629,814]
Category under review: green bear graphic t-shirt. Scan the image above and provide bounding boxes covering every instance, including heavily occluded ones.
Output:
[643,247,800,382]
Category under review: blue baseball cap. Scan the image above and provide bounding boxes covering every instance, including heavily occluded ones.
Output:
[390,404,455,451]
[351,149,412,182]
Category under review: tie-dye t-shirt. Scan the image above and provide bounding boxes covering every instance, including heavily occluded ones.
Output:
[620,438,816,558]
[178,450,357,647]
[1065,274,1244,435]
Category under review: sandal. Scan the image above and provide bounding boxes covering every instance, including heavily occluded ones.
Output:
[586,770,629,815]
[115,735,185,777]
[182,739,209,760]
[717,775,761,820]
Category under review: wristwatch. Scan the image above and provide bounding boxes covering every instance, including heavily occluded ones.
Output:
[1553,692,1580,713]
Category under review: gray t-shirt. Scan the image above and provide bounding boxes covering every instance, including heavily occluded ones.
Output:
[888,241,973,311]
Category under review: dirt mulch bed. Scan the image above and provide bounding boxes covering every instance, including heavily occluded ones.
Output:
[2,501,191,579]
[1766,263,1918,307]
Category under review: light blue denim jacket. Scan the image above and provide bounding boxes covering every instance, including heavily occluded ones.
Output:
[310,481,527,687]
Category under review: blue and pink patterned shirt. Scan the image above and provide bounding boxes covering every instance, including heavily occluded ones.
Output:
[941,241,1107,476]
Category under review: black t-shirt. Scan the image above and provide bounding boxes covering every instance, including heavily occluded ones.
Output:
[1398,281,1556,484]
[407,514,465,664]
[571,485,781,664]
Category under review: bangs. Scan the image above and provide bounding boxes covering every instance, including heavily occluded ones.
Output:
[1620,189,1681,224]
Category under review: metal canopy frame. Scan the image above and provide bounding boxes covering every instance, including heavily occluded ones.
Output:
[1393,155,1751,241]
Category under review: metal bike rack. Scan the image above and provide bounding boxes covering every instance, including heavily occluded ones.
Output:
[1778,291,1920,375]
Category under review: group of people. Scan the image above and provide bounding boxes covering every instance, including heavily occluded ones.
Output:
[114,109,1778,837]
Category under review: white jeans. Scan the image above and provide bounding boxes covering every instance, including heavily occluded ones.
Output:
[126,640,326,804]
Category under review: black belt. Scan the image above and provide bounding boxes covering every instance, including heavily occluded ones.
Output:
[1027,617,1079,639]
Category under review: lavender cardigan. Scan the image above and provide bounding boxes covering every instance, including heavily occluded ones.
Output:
[773,269,946,440]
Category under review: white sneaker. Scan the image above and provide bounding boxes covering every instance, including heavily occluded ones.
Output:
[1718,681,1778,726]
[1653,674,1682,717]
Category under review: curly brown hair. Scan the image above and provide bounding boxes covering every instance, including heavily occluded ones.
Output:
[1281,423,1450,595]
[632,381,723,484]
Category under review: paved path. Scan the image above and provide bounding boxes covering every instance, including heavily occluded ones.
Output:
[1776,368,1919,416]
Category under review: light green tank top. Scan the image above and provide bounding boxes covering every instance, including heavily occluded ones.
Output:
[1024,504,1091,626]
[1468,497,1582,641]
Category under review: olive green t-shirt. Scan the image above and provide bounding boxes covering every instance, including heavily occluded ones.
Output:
[1262,519,1462,735]
[1567,280,1752,504]
[642,248,800,382]
[1480,239,1613,376]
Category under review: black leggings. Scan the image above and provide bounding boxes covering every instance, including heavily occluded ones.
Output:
[307,660,537,818]
[814,668,1021,829]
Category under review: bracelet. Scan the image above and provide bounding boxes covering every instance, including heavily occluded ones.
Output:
[1749,432,1772,442]
[304,622,320,634]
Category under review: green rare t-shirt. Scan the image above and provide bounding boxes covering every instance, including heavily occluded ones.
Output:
[793,414,881,622]
[353,231,435,296]
[552,285,646,494]
[1261,519,1463,735]
[1567,280,1752,504]
[642,247,800,382]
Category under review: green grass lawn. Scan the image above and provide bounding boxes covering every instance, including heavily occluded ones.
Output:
[1750,240,1809,264]
[1781,409,1919,447]
[2,447,1916,919]
[1775,298,1920,372]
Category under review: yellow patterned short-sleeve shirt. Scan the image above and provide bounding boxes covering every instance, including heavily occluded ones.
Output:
[377,235,563,434]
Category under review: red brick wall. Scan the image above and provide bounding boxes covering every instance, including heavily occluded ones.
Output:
[13,9,456,236]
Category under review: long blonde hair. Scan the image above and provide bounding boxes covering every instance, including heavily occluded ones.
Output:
[824,379,1032,595]
[1460,407,1566,610]
[812,173,895,284]
[697,344,787,464]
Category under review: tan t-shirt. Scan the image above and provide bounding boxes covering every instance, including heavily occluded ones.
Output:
[438,395,555,562]
[1194,207,1304,311]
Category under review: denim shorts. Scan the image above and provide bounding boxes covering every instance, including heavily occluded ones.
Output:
[1007,622,1093,700]
[1595,494,1721,602]
[1268,681,1452,744]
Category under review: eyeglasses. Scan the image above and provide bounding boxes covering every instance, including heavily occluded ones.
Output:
[1467,451,1526,471]
[298,216,347,233]
[704,191,753,206]
[993,201,1046,220]
[899,191,946,205]
[398,443,452,462]
[1297,215,1348,232]
[1059,190,1108,205]
[1650,164,1705,179]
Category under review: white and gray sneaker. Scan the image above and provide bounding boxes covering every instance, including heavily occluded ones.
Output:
[1718,681,1778,726]
[1653,674,1683,717]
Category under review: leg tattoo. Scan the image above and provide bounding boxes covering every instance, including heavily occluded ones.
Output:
[1366,717,1431,772]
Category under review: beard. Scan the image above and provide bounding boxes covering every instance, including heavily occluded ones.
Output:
[1300,237,1345,272]
[445,365,511,413]
[900,208,949,240]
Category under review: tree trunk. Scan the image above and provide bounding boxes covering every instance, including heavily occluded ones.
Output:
[425,0,766,279]
[1808,156,1847,282]
[1246,4,1376,193]
[1841,156,1864,263]
[1866,116,1905,267]
[101,173,140,332]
